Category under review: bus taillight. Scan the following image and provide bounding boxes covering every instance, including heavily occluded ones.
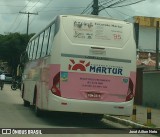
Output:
[125,78,134,101]
[51,72,61,96]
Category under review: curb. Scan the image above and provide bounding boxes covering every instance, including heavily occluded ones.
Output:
[104,115,160,136]
[104,115,149,128]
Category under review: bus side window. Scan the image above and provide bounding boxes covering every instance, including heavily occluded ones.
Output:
[28,42,32,60]
[37,32,45,58]
[35,35,40,59]
[42,28,50,57]
[26,43,30,59]
[45,26,51,56]
[31,40,36,60]
[31,36,39,60]
[30,41,34,60]
[47,23,56,55]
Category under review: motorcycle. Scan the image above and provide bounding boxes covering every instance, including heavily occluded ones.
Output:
[11,80,21,90]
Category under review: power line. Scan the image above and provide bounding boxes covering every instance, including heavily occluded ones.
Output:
[7,0,32,33]
[99,1,113,17]
[20,0,32,11]
[113,8,132,17]
[8,0,41,33]
[91,0,127,15]
[0,12,18,14]
[8,14,20,32]
[41,0,54,9]
[29,0,86,33]
[39,7,86,13]
[81,1,93,14]
[101,0,145,20]
[99,0,146,11]
[100,0,127,10]
[99,0,134,19]
[11,15,26,33]
[25,0,49,27]
[0,5,37,7]
[100,0,117,7]
[19,11,38,35]
[29,0,55,27]
[28,0,41,11]
[109,0,146,8]
[86,7,93,15]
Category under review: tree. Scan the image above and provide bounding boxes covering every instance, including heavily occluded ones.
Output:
[0,33,34,75]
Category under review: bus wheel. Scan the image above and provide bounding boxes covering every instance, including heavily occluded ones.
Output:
[23,100,30,107]
[35,106,43,117]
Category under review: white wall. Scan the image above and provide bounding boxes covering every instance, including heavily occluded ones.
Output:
[138,26,158,51]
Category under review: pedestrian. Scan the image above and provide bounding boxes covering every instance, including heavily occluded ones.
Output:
[0,73,5,90]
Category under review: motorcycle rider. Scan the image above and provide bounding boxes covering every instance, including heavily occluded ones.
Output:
[11,75,22,90]
[0,73,5,90]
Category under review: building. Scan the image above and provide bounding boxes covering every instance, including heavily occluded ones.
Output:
[127,16,160,69]
[128,16,160,107]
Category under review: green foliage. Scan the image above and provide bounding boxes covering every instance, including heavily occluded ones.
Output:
[0,33,34,74]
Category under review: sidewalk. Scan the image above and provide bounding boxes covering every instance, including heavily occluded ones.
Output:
[105,105,160,128]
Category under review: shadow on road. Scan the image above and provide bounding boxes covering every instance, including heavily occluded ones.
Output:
[32,108,110,128]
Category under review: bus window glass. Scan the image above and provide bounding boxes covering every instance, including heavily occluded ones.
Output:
[27,42,31,59]
[31,40,36,59]
[35,35,40,59]
[37,32,44,59]
[47,24,55,55]
[33,37,39,59]
[42,28,50,57]
[26,44,29,52]
[29,41,33,60]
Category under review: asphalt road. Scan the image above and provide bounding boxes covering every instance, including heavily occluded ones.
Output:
[0,84,156,137]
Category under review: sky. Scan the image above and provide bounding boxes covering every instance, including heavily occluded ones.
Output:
[0,0,160,35]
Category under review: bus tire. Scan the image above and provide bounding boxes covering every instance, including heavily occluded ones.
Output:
[23,100,30,107]
[35,106,43,117]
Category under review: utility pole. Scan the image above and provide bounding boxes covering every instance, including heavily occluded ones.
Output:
[156,21,159,70]
[19,11,38,36]
[134,23,139,50]
[91,0,99,15]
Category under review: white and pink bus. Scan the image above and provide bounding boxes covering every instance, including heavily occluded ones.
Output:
[21,15,136,120]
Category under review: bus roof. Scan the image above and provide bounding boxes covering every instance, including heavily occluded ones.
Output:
[65,14,129,23]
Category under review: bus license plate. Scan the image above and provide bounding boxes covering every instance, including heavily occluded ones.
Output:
[87,93,101,98]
